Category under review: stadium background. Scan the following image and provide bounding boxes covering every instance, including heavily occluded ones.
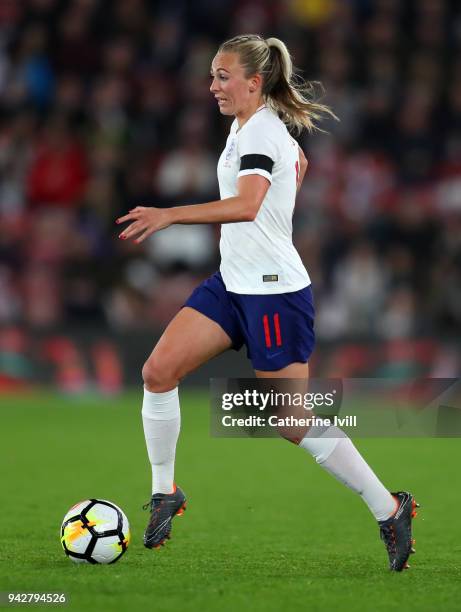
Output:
[0,0,460,390]
[1,1,461,611]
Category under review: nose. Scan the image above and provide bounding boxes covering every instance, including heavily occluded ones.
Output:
[210,77,219,94]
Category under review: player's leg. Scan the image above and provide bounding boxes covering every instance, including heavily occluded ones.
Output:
[141,306,233,548]
[255,362,417,570]
[143,305,233,392]
[245,285,397,522]
[255,360,397,518]
[142,306,232,493]
[255,361,311,442]
[245,287,417,570]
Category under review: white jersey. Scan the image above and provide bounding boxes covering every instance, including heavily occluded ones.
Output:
[217,106,311,294]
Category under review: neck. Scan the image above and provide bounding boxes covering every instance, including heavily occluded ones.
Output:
[236,97,265,129]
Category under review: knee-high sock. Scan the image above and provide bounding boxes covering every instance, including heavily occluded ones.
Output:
[299,426,397,521]
[141,387,180,494]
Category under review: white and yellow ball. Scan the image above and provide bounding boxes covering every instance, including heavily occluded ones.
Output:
[61,499,130,564]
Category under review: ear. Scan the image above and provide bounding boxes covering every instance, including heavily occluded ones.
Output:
[248,73,262,93]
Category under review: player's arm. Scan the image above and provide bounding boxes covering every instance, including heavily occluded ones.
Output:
[116,174,270,244]
[297,145,308,193]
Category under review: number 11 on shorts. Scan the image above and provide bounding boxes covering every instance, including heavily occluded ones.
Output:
[262,314,283,348]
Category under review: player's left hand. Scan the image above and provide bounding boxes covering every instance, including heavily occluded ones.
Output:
[116,207,172,243]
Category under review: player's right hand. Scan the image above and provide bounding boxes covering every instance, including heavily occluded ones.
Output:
[116,207,172,244]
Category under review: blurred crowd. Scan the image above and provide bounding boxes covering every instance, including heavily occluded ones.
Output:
[0,0,460,343]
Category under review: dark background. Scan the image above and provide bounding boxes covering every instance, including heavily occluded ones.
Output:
[0,0,460,391]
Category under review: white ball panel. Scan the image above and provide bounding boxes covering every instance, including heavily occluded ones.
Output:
[62,500,92,524]
[91,535,124,564]
[61,521,93,555]
[86,503,119,533]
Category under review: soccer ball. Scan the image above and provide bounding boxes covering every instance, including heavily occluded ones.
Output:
[60,499,130,564]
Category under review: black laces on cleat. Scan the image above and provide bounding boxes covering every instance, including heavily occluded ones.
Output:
[143,493,165,512]
[142,496,162,512]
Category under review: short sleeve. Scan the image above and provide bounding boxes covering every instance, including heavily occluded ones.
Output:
[237,119,279,183]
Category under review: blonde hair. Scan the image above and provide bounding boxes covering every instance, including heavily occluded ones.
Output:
[218,34,337,133]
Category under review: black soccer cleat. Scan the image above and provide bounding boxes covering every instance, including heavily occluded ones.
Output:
[378,491,420,571]
[143,484,187,549]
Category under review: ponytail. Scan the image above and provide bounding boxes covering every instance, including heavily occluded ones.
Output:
[219,34,337,134]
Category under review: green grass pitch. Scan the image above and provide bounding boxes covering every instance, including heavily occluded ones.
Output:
[1,390,461,611]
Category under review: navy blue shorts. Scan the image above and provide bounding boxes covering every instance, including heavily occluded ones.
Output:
[183,272,315,371]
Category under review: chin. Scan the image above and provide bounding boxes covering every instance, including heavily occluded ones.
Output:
[216,101,233,115]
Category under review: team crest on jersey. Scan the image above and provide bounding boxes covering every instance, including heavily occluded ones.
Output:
[224,139,236,167]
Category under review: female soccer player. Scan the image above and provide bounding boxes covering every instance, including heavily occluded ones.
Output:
[117,34,418,571]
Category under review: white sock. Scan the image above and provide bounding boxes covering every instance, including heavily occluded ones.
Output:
[141,386,180,494]
[299,426,396,521]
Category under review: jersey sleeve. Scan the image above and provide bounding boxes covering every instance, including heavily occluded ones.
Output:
[237,119,279,184]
